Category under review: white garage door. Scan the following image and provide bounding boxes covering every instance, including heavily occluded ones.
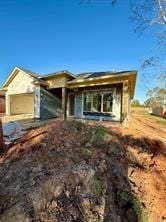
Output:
[10,93,34,115]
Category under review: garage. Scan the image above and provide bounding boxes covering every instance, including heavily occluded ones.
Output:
[10,93,34,115]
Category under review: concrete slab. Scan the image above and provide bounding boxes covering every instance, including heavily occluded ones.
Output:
[0,114,58,131]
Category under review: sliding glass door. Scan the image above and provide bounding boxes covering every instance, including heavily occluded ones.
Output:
[84,92,91,111]
[103,92,113,112]
[83,90,114,114]
[92,92,102,112]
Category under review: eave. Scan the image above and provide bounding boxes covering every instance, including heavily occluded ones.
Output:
[40,70,76,80]
[67,71,137,98]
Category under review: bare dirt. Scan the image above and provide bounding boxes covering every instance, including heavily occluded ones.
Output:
[122,109,166,143]
[0,111,165,222]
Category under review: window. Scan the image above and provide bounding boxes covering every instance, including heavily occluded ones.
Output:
[84,92,91,111]
[103,92,113,112]
[92,92,101,112]
[83,89,114,113]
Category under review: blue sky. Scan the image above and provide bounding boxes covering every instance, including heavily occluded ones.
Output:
[0,0,160,102]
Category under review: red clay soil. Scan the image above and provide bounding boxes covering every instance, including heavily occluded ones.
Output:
[0,115,165,222]
[122,110,166,142]
[106,112,166,222]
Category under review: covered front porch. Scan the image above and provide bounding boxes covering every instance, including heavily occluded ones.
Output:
[66,84,123,122]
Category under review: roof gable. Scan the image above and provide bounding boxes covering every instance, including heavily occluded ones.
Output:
[1,67,40,89]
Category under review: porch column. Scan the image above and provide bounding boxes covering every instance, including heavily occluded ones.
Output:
[62,87,67,120]
[122,82,129,126]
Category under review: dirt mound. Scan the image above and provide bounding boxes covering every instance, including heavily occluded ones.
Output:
[0,120,165,222]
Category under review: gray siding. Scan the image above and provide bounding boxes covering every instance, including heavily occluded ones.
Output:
[40,88,62,119]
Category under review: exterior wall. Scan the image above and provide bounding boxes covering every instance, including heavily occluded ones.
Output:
[62,87,67,120]
[74,92,83,118]
[72,84,122,121]
[0,96,5,113]
[6,94,10,115]
[128,87,131,117]
[122,82,129,125]
[34,86,41,118]
[6,70,35,115]
[10,94,34,115]
[45,74,73,89]
[7,70,35,95]
[114,85,122,121]
[39,88,62,119]
[152,106,166,118]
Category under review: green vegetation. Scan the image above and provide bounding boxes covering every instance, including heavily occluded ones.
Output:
[145,87,166,108]
[141,110,166,125]
[132,107,166,125]
[134,199,149,222]
[95,127,107,145]
[120,191,149,222]
[75,121,85,131]
[131,99,144,107]
[146,114,166,125]
[91,176,102,198]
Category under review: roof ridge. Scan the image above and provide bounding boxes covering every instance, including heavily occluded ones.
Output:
[40,70,75,79]
[18,67,41,78]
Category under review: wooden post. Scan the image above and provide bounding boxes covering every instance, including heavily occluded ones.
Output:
[122,82,129,127]
[0,118,3,152]
[62,87,67,120]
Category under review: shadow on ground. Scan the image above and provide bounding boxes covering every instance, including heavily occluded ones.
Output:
[0,120,165,222]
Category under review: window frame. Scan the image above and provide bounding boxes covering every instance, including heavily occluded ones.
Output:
[82,88,116,114]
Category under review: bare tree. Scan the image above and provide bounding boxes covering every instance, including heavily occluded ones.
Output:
[132,1,166,87]
[79,0,166,85]
[129,0,166,30]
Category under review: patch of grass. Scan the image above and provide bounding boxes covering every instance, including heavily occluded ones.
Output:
[95,127,107,145]
[120,191,149,222]
[91,176,102,198]
[132,107,166,125]
[143,113,166,125]
[134,199,149,222]
[120,191,134,203]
